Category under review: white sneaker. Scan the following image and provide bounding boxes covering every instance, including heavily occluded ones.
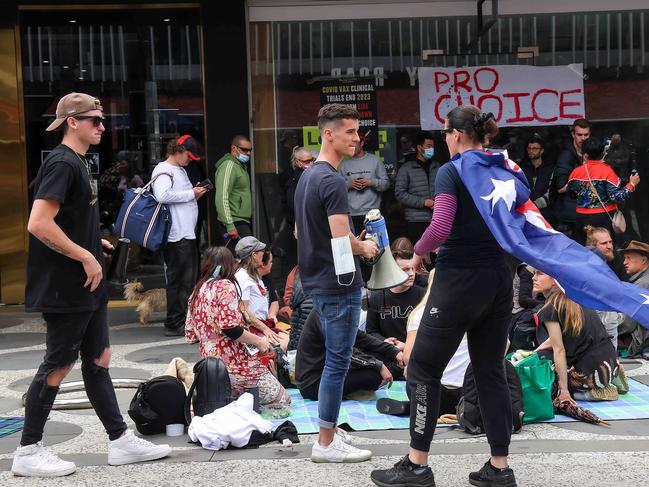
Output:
[335,428,351,442]
[311,433,372,463]
[108,429,171,466]
[12,442,76,477]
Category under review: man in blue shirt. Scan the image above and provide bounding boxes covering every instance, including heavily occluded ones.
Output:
[294,103,378,463]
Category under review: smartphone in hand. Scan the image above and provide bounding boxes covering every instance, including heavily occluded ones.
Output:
[196,179,214,191]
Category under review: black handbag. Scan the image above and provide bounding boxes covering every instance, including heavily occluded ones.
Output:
[184,356,233,424]
[128,376,187,435]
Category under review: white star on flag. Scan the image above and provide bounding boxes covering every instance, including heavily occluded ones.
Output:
[642,294,649,304]
[481,179,517,214]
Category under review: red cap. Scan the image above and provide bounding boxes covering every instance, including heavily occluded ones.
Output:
[177,134,200,161]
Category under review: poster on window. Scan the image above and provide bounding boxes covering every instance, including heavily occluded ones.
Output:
[320,77,378,150]
[418,64,585,130]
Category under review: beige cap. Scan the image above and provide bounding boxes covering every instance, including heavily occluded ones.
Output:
[46,92,103,132]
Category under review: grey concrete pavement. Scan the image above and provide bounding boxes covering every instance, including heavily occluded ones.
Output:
[1,307,649,486]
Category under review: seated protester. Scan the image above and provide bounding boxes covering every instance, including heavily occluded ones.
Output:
[279,265,297,320]
[365,243,425,374]
[512,264,544,315]
[584,225,627,280]
[296,311,404,401]
[618,240,649,358]
[287,267,312,351]
[586,247,624,350]
[389,236,429,287]
[509,263,545,352]
[532,268,620,402]
[234,236,289,352]
[258,249,284,323]
[377,271,470,416]
[185,246,291,416]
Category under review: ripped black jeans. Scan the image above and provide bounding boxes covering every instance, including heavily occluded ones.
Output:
[21,306,127,446]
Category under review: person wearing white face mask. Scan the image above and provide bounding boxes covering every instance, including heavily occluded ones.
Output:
[395,131,440,245]
[215,135,253,242]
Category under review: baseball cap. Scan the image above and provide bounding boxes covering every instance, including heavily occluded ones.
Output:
[177,134,201,161]
[46,92,103,132]
[235,236,266,260]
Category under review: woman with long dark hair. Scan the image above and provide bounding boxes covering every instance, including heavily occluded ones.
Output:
[185,247,291,416]
[371,106,517,487]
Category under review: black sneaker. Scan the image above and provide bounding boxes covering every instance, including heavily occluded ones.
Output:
[164,326,185,337]
[371,455,436,487]
[376,398,410,417]
[469,461,517,487]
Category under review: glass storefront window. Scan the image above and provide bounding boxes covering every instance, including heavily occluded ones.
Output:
[21,7,206,295]
[251,10,649,287]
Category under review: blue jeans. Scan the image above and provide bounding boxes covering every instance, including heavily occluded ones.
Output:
[311,289,362,429]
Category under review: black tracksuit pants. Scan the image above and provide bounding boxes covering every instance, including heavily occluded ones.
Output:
[163,238,198,331]
[407,264,513,456]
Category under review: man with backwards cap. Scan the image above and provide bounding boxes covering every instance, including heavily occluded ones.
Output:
[13,93,172,478]
[151,135,208,336]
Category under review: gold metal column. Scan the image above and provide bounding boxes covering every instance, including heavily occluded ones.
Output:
[0,25,28,304]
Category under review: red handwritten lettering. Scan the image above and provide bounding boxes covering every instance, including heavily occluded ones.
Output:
[477,95,503,122]
[531,89,558,122]
[504,92,534,123]
[434,72,450,92]
[453,70,472,93]
[559,89,584,119]
[434,95,451,124]
[474,67,499,93]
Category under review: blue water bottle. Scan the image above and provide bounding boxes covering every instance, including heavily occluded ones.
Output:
[364,209,388,264]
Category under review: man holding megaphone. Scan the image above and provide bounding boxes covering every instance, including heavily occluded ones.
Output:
[294,103,378,464]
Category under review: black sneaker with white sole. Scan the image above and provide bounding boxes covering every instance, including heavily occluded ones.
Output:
[376,398,410,417]
[469,461,517,487]
[370,455,436,487]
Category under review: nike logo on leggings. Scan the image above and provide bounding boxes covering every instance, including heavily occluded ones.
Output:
[414,403,427,434]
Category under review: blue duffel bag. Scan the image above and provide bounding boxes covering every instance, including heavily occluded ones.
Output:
[114,172,173,252]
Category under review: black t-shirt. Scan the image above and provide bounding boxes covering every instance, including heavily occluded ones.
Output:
[294,161,362,295]
[366,284,425,342]
[25,144,107,313]
[537,304,617,375]
[434,162,504,268]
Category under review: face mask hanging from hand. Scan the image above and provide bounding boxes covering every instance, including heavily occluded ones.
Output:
[423,148,435,160]
[237,153,250,164]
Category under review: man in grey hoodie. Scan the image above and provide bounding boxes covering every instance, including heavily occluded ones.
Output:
[339,132,390,235]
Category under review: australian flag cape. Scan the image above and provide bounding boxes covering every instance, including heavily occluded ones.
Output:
[451,149,649,328]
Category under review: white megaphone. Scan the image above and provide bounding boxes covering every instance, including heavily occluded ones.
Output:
[364,209,409,290]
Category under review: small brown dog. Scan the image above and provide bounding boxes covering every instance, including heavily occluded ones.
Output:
[123,281,166,325]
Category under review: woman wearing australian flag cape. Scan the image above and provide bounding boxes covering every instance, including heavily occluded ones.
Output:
[371,106,649,487]
[371,106,518,487]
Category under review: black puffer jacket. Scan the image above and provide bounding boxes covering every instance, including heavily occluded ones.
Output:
[288,273,313,351]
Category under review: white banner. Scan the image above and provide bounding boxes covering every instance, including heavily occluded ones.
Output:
[418,64,585,130]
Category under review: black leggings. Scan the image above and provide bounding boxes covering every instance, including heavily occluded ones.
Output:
[21,306,127,445]
[407,264,513,456]
[300,368,383,400]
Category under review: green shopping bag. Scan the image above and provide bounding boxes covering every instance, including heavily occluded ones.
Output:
[513,352,555,423]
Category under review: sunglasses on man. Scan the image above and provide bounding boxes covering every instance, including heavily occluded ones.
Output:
[73,115,106,127]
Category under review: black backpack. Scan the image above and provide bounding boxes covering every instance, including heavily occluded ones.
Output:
[456,361,524,435]
[128,376,187,435]
[184,356,232,424]
[507,309,539,353]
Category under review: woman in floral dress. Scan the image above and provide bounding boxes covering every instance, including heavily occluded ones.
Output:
[185,247,291,415]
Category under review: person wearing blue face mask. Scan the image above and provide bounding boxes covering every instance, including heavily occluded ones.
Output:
[395,131,440,246]
[215,135,253,242]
